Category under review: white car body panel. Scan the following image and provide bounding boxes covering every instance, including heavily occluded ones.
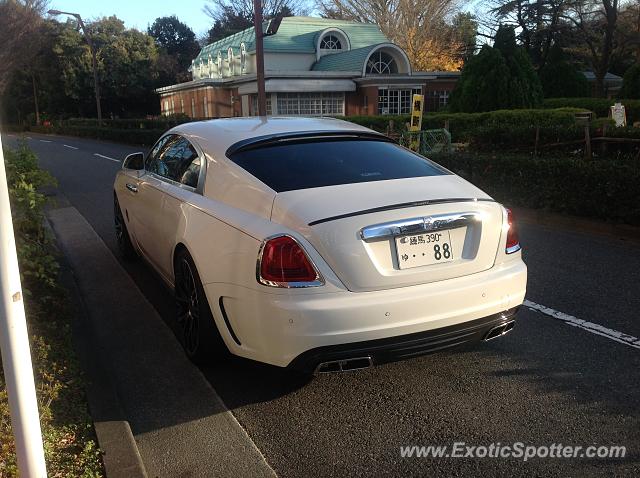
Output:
[271,176,504,292]
[113,117,527,370]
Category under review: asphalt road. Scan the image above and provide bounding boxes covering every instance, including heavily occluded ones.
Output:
[3,132,639,477]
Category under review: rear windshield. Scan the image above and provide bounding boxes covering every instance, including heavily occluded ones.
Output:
[227,138,449,192]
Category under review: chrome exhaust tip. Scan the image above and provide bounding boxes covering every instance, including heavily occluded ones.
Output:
[484,320,516,341]
[314,356,373,374]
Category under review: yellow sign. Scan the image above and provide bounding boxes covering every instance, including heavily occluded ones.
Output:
[410,94,424,131]
[409,94,424,151]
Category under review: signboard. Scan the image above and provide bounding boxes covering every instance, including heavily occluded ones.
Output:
[409,94,424,151]
[610,103,627,127]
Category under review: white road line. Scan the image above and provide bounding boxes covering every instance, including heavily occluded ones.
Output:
[93,153,120,163]
[39,139,52,143]
[524,299,640,350]
[63,144,78,150]
[26,136,32,139]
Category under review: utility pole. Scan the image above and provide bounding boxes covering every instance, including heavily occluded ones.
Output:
[0,135,48,477]
[48,10,102,124]
[253,0,267,116]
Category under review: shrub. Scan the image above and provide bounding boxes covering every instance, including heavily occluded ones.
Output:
[538,46,590,98]
[620,64,640,100]
[1,142,103,476]
[449,26,543,112]
[542,98,640,124]
[430,152,640,225]
[345,108,587,144]
[62,114,192,131]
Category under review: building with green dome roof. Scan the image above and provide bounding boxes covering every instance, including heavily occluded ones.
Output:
[156,16,459,118]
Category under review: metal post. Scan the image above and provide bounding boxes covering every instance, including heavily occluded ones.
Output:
[0,136,48,477]
[253,0,267,116]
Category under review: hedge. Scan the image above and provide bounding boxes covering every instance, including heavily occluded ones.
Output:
[26,124,164,146]
[61,115,193,131]
[431,152,640,225]
[346,108,587,143]
[542,98,640,124]
[3,106,635,152]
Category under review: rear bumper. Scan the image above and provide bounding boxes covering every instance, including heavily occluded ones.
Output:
[288,307,519,373]
[205,259,527,368]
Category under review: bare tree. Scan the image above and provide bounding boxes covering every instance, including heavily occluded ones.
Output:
[204,0,309,22]
[489,0,571,68]
[316,0,470,71]
[562,0,620,96]
[0,0,48,95]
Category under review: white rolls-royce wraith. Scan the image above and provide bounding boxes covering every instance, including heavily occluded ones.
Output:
[113,117,527,373]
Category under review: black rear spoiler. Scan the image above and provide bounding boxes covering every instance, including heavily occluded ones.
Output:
[226,130,394,156]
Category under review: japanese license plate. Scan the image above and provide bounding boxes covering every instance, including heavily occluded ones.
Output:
[395,231,454,269]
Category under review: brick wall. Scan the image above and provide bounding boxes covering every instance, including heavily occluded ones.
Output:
[160,86,240,118]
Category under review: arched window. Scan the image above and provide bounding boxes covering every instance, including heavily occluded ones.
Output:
[227,47,234,76]
[240,43,247,72]
[320,34,342,51]
[366,51,398,74]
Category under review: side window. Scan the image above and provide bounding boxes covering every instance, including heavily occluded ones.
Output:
[146,134,174,171]
[147,135,201,189]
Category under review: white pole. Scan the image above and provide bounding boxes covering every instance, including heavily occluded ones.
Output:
[0,134,48,477]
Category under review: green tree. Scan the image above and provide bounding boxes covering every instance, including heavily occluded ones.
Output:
[1,15,161,122]
[450,25,543,112]
[204,0,300,44]
[538,44,590,98]
[451,12,478,64]
[205,6,253,44]
[148,16,199,82]
[620,63,640,99]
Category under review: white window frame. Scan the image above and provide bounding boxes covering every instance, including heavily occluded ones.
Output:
[377,87,422,115]
[275,92,345,116]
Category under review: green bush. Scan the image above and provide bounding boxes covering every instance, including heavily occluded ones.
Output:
[449,26,543,112]
[1,142,103,476]
[542,98,640,124]
[62,114,192,131]
[27,124,164,146]
[538,46,590,98]
[430,152,640,225]
[345,108,588,144]
[620,64,640,100]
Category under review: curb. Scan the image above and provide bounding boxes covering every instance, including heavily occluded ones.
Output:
[52,219,148,478]
[47,206,276,477]
[514,207,640,244]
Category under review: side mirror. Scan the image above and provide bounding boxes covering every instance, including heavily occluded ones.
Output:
[123,152,144,170]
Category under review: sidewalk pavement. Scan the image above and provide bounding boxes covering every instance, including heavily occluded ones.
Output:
[48,206,276,478]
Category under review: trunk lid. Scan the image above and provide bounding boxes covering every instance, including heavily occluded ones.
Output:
[271,175,505,292]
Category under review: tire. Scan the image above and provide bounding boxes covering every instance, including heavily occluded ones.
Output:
[174,249,228,364]
[114,194,138,261]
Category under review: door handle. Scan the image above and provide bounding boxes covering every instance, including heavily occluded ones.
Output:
[126,183,138,193]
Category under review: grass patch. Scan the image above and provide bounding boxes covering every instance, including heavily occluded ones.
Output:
[0,141,103,477]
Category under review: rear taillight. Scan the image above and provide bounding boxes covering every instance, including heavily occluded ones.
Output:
[258,235,323,287]
[505,208,521,253]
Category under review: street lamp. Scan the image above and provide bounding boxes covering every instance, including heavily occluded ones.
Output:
[48,9,102,124]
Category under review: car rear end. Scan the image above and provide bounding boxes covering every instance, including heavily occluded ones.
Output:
[220,129,527,372]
